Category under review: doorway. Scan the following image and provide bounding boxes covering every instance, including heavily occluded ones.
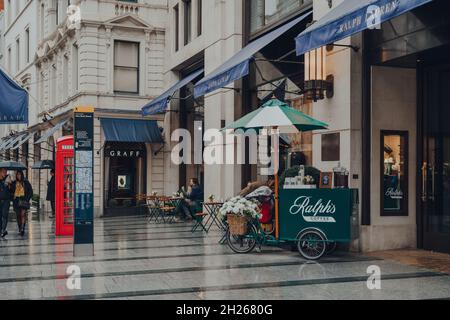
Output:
[104,142,147,216]
[420,62,450,253]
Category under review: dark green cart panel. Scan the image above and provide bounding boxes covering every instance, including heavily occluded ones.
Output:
[279,189,355,242]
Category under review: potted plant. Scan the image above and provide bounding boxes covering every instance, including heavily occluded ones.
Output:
[208,194,215,203]
[219,197,261,236]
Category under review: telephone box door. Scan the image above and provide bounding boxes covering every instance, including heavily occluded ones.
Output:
[56,136,74,237]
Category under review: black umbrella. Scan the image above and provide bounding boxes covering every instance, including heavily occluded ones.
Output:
[32,160,55,170]
[0,161,27,170]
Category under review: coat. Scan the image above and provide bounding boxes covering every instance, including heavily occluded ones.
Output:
[46,176,55,201]
[11,179,33,202]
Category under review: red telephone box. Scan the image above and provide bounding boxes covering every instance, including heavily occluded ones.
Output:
[55,136,74,237]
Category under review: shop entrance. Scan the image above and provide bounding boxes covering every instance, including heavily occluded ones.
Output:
[104,142,147,216]
[420,62,450,253]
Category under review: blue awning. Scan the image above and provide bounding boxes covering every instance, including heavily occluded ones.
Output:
[35,119,70,144]
[194,11,312,98]
[142,69,204,116]
[0,68,28,124]
[100,118,163,143]
[296,0,433,56]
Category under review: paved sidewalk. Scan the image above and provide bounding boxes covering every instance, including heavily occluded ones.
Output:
[366,249,450,275]
[0,214,449,300]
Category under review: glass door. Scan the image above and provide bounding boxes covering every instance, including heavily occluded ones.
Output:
[421,64,450,253]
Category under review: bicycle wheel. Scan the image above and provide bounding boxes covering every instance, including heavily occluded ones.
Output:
[297,229,327,260]
[226,222,258,254]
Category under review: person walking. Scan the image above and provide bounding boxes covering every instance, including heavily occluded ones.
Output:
[11,170,33,237]
[0,168,12,239]
[46,169,55,218]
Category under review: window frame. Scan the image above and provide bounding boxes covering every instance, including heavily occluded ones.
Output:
[380,130,409,217]
[113,40,140,95]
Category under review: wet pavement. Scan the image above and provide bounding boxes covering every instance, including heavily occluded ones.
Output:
[0,213,449,300]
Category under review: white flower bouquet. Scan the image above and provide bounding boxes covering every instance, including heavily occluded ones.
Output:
[303,175,315,185]
[219,196,261,221]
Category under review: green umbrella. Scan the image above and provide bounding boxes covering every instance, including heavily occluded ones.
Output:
[222,98,328,239]
[223,98,328,133]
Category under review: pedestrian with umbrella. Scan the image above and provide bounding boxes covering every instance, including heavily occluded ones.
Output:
[46,169,55,218]
[0,167,12,239]
[10,170,33,237]
[0,161,30,238]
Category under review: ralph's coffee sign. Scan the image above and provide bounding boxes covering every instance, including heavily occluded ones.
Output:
[289,196,337,223]
[279,189,354,241]
[107,150,143,158]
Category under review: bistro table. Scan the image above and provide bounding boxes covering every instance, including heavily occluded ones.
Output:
[203,202,227,244]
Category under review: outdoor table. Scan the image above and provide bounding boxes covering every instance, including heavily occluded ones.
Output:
[203,202,227,243]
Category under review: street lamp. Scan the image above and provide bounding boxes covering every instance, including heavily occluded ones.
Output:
[304,46,334,102]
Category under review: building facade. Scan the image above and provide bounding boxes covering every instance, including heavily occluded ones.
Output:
[1,0,449,255]
[1,0,169,217]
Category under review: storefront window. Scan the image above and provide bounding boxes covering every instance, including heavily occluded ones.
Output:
[250,0,311,34]
[381,131,408,216]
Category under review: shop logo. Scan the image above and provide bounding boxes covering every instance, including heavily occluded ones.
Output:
[385,187,403,200]
[109,150,141,158]
[289,196,337,223]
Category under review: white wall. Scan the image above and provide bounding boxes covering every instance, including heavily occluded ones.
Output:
[360,66,417,252]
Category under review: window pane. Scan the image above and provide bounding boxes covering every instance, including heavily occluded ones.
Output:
[114,67,138,93]
[382,132,409,216]
[114,41,138,67]
[250,0,311,34]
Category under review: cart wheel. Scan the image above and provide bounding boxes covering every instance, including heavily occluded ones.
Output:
[326,241,338,255]
[297,229,327,260]
[226,223,258,254]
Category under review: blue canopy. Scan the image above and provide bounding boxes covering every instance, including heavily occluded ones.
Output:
[0,68,28,124]
[35,119,69,144]
[142,69,204,116]
[100,118,163,143]
[194,11,312,98]
[296,0,433,56]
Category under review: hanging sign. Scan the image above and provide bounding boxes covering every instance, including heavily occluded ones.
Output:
[0,68,28,124]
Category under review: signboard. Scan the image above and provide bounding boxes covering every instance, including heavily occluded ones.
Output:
[73,106,94,257]
[0,68,28,124]
[279,189,353,242]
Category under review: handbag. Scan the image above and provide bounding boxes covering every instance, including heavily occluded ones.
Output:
[18,199,30,210]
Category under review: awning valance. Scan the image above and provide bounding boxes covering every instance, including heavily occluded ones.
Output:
[142,69,204,116]
[35,119,70,144]
[295,0,433,56]
[100,118,163,143]
[194,11,312,98]
[0,68,28,124]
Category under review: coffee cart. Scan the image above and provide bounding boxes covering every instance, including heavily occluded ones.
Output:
[226,187,358,260]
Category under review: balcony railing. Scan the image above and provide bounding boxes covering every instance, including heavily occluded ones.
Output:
[115,1,139,16]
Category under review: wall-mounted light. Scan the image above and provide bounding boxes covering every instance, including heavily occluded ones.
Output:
[304,46,334,102]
